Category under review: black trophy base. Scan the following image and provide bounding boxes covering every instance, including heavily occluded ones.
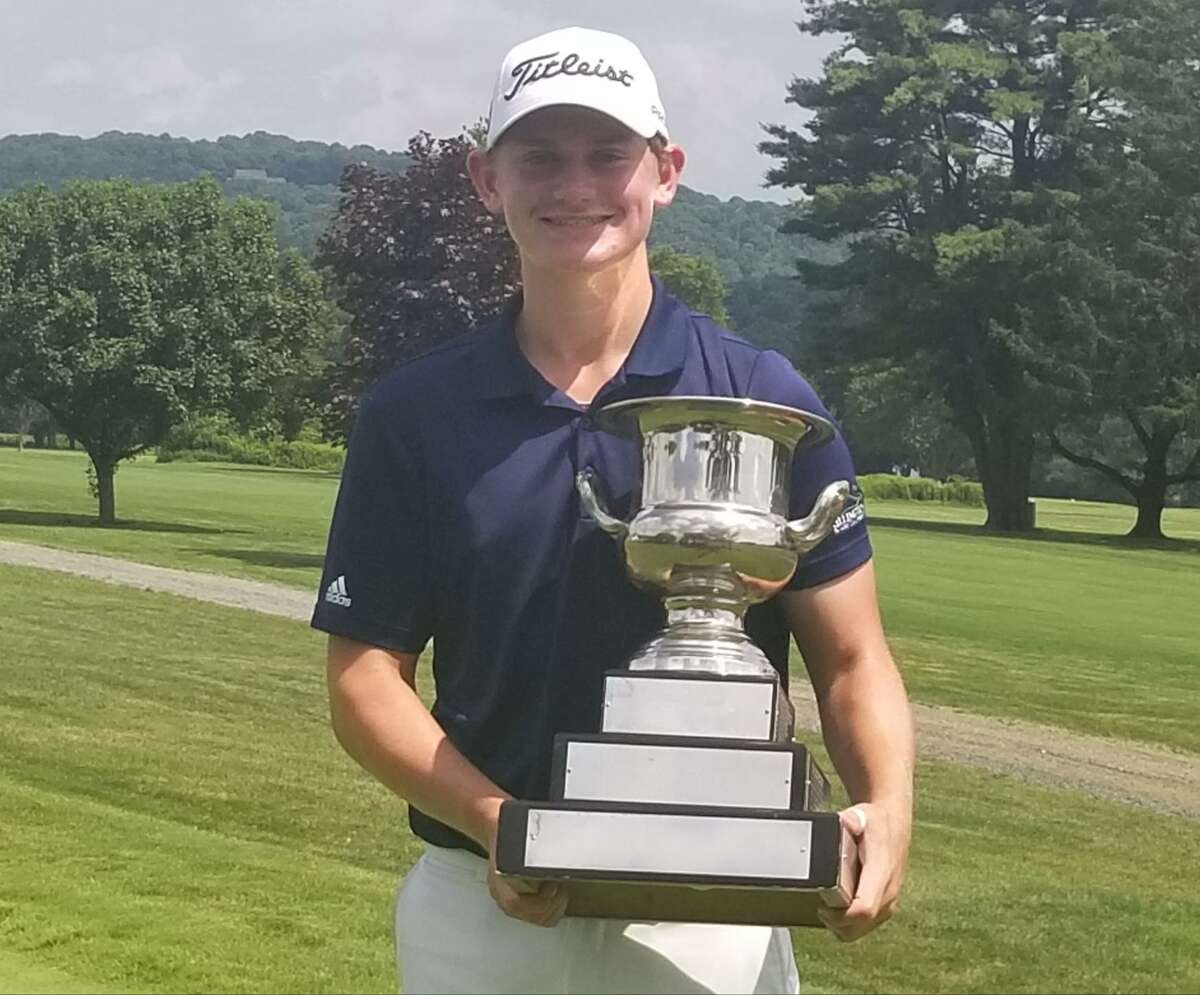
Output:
[496,800,858,928]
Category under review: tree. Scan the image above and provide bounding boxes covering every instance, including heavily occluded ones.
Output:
[1027,0,1200,537]
[0,379,44,452]
[761,0,1114,530]
[317,131,519,441]
[833,360,976,478]
[0,178,328,523]
[648,245,730,324]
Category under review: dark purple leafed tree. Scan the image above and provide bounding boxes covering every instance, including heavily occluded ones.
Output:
[317,132,520,441]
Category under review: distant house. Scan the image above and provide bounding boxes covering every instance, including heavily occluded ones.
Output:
[231,168,285,184]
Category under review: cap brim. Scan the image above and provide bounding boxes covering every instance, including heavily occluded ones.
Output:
[487,101,665,150]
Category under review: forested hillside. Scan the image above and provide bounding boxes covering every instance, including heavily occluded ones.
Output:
[0,131,410,188]
[650,186,840,284]
[0,131,828,359]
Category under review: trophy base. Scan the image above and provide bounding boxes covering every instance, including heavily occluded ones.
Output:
[496,801,858,928]
[562,878,847,928]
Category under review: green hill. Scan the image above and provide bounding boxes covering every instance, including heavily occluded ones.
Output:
[0,130,410,189]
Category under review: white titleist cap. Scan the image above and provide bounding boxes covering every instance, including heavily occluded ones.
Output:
[485,26,669,150]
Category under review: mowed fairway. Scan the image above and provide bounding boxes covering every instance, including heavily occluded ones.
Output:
[0,566,409,993]
[2,567,1198,994]
[3,449,1198,750]
[0,449,339,589]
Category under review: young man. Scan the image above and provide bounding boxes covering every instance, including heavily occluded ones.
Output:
[313,26,913,995]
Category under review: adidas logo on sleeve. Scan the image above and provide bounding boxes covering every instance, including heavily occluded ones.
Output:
[324,575,352,608]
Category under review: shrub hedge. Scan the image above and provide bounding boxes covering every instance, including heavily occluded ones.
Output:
[858,473,984,506]
[156,420,343,471]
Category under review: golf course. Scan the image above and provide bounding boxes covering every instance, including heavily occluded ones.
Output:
[1,447,1198,993]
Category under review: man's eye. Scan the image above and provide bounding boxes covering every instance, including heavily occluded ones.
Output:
[522,152,556,165]
[595,150,628,163]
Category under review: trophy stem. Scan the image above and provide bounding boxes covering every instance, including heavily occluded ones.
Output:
[663,605,744,629]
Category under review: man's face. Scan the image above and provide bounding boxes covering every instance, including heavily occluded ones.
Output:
[468,106,683,274]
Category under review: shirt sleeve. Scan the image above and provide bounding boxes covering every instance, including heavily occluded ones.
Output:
[746,349,872,589]
[310,393,435,653]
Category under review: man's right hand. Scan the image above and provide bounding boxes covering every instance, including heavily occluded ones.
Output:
[486,814,569,927]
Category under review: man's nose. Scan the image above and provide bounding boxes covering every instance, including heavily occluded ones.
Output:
[549,156,600,200]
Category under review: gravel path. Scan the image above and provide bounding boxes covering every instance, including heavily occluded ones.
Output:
[0,539,313,621]
[790,691,1199,819]
[3,538,1197,819]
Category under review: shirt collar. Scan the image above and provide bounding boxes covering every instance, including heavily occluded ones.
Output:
[471,275,689,400]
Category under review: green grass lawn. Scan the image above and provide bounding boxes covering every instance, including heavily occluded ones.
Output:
[3,449,1198,753]
[2,567,1197,994]
[865,522,1200,753]
[0,947,128,995]
[0,449,338,589]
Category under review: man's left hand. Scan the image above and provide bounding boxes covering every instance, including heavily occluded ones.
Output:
[818,801,910,942]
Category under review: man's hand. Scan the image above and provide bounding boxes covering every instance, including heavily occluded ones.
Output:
[819,801,909,942]
[486,816,569,927]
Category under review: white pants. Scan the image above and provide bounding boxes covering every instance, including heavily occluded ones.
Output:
[394,845,801,995]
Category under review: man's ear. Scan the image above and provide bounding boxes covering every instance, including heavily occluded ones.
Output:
[466,148,504,215]
[653,144,686,209]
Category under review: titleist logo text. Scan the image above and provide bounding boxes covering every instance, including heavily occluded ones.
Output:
[504,50,635,101]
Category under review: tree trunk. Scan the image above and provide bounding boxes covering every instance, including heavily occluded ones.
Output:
[979,428,1036,532]
[1128,427,1174,540]
[280,405,306,442]
[93,456,117,525]
[1130,488,1165,539]
[957,398,1036,533]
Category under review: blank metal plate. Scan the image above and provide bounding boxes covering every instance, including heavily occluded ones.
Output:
[559,738,794,809]
[525,807,813,879]
[602,672,776,740]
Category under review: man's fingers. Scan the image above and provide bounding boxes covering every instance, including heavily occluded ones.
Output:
[536,884,570,928]
[494,877,568,926]
[840,805,868,836]
[506,874,540,895]
[845,837,888,919]
[822,895,896,942]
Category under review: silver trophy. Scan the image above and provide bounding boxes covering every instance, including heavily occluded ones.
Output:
[496,396,859,926]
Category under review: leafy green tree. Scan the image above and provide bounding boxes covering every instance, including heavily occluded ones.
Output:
[0,178,328,523]
[0,379,44,452]
[833,360,976,478]
[649,245,730,324]
[761,0,1112,530]
[1027,0,1200,537]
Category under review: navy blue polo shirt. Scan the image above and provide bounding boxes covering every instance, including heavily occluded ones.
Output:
[311,277,872,855]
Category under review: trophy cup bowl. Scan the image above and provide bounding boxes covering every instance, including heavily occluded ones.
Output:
[577,396,849,721]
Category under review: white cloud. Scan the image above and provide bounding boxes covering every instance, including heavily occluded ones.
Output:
[43,58,93,87]
[122,49,202,99]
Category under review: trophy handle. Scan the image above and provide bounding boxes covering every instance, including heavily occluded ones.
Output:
[576,469,630,539]
[784,480,850,554]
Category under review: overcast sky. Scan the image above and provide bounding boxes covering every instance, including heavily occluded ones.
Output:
[9,1,837,202]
